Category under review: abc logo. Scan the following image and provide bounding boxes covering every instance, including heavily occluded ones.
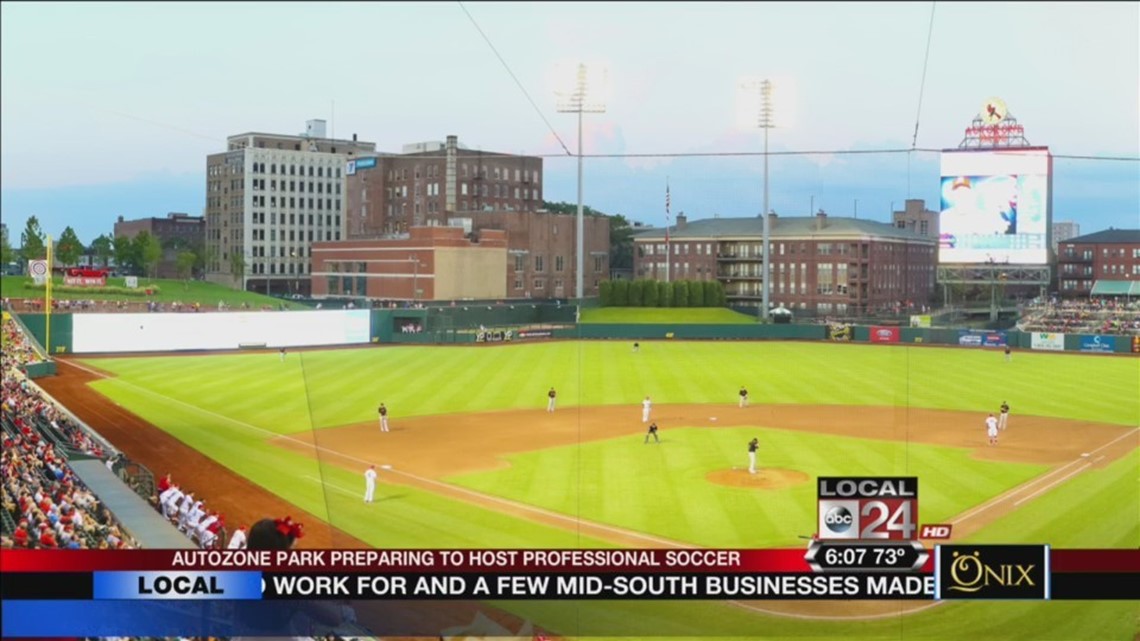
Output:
[824,506,853,533]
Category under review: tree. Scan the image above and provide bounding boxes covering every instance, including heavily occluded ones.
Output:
[55,226,84,267]
[611,279,629,306]
[627,279,644,307]
[673,280,689,308]
[90,234,114,268]
[113,235,140,274]
[598,280,613,307]
[704,279,722,306]
[608,214,635,270]
[642,278,659,307]
[657,281,672,308]
[688,280,705,307]
[175,251,197,285]
[137,232,162,279]
[228,250,246,288]
[19,216,46,263]
[0,228,12,267]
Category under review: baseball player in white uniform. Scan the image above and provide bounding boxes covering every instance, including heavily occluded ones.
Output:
[378,403,389,432]
[748,438,759,474]
[986,413,999,445]
[364,465,377,503]
[998,402,1010,431]
[641,396,652,423]
[547,388,557,413]
[739,386,749,408]
[227,526,247,549]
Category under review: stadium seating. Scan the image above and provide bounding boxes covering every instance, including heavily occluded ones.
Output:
[1018,299,1140,335]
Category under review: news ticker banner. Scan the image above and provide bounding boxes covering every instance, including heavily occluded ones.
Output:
[2,547,1137,637]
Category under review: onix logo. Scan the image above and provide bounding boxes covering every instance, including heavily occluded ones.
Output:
[824,506,854,533]
[938,545,1048,599]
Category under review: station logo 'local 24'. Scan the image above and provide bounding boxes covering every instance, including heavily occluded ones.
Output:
[817,477,918,540]
[936,545,1049,600]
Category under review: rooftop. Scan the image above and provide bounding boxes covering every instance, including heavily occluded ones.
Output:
[632,215,934,242]
[1062,229,1140,245]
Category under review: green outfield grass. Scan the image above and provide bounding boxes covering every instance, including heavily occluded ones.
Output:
[579,307,757,324]
[1,275,308,309]
[447,426,1049,547]
[77,340,1139,640]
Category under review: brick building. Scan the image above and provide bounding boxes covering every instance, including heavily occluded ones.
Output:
[113,212,205,278]
[346,135,543,237]
[892,199,939,239]
[632,212,937,315]
[204,120,377,295]
[309,226,507,301]
[1056,228,1140,298]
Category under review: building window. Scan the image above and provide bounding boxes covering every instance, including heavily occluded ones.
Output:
[533,279,545,289]
[594,256,604,272]
[555,256,564,272]
[535,255,544,272]
[514,278,523,289]
[514,255,525,271]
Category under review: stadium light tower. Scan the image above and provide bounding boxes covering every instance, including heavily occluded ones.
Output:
[740,78,775,320]
[556,63,607,301]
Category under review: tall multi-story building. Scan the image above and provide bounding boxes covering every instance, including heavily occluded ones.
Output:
[632,212,938,315]
[892,199,939,239]
[1056,228,1140,297]
[1052,221,1080,255]
[345,135,543,237]
[204,120,377,295]
[114,213,206,278]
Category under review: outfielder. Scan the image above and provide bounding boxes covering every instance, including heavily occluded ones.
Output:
[1004,345,1012,362]
[547,388,557,413]
[998,401,1010,430]
[641,396,652,423]
[378,403,389,432]
[739,386,749,408]
[364,465,377,503]
[986,413,999,445]
[748,438,759,474]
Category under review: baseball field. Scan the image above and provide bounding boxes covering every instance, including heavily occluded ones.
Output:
[37,339,1140,640]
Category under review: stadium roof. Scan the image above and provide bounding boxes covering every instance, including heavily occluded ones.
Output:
[631,215,933,242]
[1062,229,1140,244]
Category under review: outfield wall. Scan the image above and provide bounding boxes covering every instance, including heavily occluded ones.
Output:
[15,311,1140,355]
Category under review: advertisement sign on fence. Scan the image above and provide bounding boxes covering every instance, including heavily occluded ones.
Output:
[28,260,48,286]
[827,323,851,341]
[1030,332,1065,351]
[63,276,107,287]
[1133,336,1140,354]
[869,326,900,343]
[909,315,932,328]
[1079,335,1116,353]
[958,330,1007,347]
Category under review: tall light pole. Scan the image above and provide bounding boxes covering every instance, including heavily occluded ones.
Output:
[742,78,775,320]
[557,63,606,300]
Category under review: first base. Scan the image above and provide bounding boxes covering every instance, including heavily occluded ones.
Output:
[710,417,718,421]
[380,464,393,470]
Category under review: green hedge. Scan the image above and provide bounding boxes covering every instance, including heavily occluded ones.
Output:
[22,282,162,297]
[598,279,725,308]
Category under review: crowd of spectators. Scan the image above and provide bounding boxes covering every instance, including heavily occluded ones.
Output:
[1,314,44,374]
[1018,298,1140,335]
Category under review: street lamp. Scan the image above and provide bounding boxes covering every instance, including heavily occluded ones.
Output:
[556,63,607,301]
[740,78,775,321]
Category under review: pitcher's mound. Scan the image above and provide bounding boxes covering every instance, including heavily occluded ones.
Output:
[706,468,809,490]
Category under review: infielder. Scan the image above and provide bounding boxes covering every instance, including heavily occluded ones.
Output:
[641,396,652,423]
[998,401,1010,431]
[644,422,660,444]
[547,388,557,413]
[748,438,759,474]
[279,347,287,362]
[364,465,377,503]
[739,386,749,408]
[986,413,999,445]
[378,403,389,432]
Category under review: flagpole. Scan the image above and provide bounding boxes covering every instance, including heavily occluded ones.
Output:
[45,235,53,357]
[665,178,671,284]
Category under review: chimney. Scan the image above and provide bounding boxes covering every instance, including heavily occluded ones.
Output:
[816,209,828,230]
[767,211,778,227]
[444,135,459,213]
[676,214,687,230]
[352,133,358,142]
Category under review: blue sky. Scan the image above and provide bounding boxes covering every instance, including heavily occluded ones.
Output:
[2,1,1137,244]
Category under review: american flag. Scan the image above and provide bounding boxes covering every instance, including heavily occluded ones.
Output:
[665,183,671,244]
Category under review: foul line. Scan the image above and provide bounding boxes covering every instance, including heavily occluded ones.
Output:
[303,476,360,499]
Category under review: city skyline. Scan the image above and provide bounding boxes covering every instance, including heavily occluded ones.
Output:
[2,2,1137,243]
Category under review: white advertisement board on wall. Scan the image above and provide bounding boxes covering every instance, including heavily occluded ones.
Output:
[72,310,371,354]
[1029,332,1065,351]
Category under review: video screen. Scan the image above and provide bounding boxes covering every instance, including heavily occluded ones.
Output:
[939,149,1051,264]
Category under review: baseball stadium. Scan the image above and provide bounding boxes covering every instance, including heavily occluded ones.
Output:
[2,291,1137,639]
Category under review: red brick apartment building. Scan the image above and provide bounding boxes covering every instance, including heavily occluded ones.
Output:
[632,212,937,315]
[1057,228,1140,298]
[310,226,507,300]
[114,213,205,278]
